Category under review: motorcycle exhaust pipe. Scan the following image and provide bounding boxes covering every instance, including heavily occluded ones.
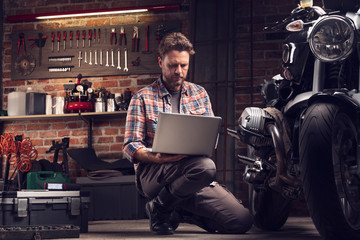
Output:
[266,123,302,187]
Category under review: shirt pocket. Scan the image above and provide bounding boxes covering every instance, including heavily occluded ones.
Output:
[189,107,207,115]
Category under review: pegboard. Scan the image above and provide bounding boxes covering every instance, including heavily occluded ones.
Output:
[11,21,181,80]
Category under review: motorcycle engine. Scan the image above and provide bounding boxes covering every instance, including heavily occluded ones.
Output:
[238,107,273,148]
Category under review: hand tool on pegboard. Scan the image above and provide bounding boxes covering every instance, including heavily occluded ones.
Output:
[27,32,47,66]
[48,56,74,62]
[57,31,61,52]
[132,26,139,52]
[119,26,126,46]
[78,51,82,67]
[69,31,73,48]
[98,28,101,43]
[17,33,26,54]
[93,29,96,44]
[48,66,74,72]
[124,48,129,72]
[63,31,67,51]
[88,29,92,47]
[82,30,86,48]
[117,49,121,70]
[142,24,152,54]
[51,32,55,52]
[105,50,109,67]
[111,49,114,67]
[89,50,93,65]
[110,28,117,45]
[76,30,80,48]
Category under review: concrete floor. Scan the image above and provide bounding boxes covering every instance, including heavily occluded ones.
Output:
[57,217,322,240]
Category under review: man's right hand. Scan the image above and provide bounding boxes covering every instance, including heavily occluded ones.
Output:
[134,148,188,164]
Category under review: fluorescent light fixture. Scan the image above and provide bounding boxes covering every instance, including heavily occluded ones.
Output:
[36,9,148,19]
[6,4,180,22]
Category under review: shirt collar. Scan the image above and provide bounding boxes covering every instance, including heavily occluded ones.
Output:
[157,76,189,98]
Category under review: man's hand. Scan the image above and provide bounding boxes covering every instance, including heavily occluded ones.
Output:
[134,148,187,163]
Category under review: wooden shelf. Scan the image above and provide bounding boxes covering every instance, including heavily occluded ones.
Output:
[0,111,127,121]
[0,111,128,148]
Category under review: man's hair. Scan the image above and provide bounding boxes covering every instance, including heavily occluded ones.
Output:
[158,32,195,59]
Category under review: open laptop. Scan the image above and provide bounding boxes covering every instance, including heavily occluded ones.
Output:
[145,112,222,157]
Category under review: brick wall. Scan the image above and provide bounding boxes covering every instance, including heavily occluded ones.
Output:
[2,0,190,179]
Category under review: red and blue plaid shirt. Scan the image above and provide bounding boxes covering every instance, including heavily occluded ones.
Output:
[123,77,214,163]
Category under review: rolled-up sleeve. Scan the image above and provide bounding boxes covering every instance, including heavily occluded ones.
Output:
[123,93,147,163]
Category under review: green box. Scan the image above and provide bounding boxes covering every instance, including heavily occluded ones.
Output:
[27,171,70,189]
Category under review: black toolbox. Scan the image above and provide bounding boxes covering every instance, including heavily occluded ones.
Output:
[76,175,147,220]
[0,190,90,234]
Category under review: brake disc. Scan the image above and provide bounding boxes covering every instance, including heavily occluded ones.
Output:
[14,53,36,76]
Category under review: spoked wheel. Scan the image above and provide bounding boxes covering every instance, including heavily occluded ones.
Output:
[299,102,360,240]
[249,185,292,231]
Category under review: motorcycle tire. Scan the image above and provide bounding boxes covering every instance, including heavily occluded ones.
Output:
[299,102,360,240]
[249,185,292,231]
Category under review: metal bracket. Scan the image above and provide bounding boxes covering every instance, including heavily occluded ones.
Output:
[70,197,80,216]
[78,114,93,148]
[17,198,28,217]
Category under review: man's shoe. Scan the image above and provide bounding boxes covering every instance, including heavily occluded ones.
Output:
[145,200,174,235]
[145,187,179,235]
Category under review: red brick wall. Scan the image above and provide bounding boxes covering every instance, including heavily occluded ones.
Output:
[2,0,190,179]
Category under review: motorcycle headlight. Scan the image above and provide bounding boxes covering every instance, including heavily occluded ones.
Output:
[308,15,355,62]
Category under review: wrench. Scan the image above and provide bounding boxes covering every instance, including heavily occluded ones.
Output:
[84,51,87,63]
[95,50,98,65]
[78,51,82,67]
[105,50,109,67]
[124,48,128,72]
[117,49,121,70]
[89,51,92,65]
[100,50,103,66]
[111,49,115,67]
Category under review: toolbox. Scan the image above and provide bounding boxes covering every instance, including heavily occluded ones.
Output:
[26,171,70,190]
[76,175,147,220]
[0,190,90,233]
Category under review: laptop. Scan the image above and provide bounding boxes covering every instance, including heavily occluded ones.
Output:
[145,112,222,157]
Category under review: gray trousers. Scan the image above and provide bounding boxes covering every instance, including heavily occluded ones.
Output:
[136,156,253,233]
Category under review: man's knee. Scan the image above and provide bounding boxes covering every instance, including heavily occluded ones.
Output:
[219,208,253,234]
[188,157,216,183]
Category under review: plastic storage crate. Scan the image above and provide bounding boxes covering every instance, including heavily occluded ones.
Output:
[76,175,147,220]
[0,190,90,233]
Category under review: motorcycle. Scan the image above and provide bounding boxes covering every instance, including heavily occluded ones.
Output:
[228,0,360,239]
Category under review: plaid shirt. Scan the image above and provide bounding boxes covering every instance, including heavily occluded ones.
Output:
[123,77,214,163]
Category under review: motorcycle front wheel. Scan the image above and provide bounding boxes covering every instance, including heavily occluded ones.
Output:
[249,185,292,231]
[299,102,360,240]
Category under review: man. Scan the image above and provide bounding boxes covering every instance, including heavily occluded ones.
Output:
[123,32,253,235]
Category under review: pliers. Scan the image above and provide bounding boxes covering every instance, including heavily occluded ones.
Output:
[119,26,126,46]
[132,26,139,52]
[110,28,117,45]
[17,33,26,54]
